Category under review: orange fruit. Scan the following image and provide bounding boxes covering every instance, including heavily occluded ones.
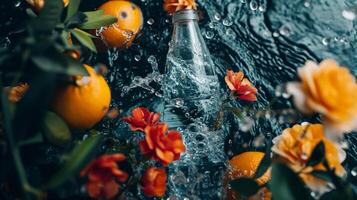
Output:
[224,152,271,200]
[52,65,111,130]
[98,0,143,48]
[26,0,69,12]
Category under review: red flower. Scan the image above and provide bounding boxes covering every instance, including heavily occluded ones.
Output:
[225,70,258,101]
[139,124,185,166]
[141,167,167,197]
[80,154,128,199]
[123,107,161,132]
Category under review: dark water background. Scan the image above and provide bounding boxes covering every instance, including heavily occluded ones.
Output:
[1,0,357,197]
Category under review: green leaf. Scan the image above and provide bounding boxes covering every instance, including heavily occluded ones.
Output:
[254,140,271,179]
[65,13,87,29]
[229,178,260,197]
[43,134,104,189]
[82,10,104,20]
[270,163,310,200]
[79,14,117,29]
[306,141,325,167]
[31,47,88,76]
[70,28,97,52]
[41,111,72,147]
[29,0,64,34]
[65,0,81,21]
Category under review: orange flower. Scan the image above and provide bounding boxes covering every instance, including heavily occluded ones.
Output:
[123,107,160,132]
[287,59,357,136]
[140,124,185,166]
[4,83,29,103]
[141,167,167,197]
[272,123,346,193]
[225,70,258,101]
[80,154,129,199]
[163,0,197,14]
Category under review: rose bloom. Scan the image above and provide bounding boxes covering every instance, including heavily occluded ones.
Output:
[80,154,129,199]
[140,124,185,166]
[287,59,357,137]
[141,167,167,197]
[123,107,160,132]
[225,70,258,101]
[272,123,346,193]
[163,0,197,14]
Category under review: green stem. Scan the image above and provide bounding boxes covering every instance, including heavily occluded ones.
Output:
[1,82,42,199]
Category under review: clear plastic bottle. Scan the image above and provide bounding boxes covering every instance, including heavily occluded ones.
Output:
[163,9,226,199]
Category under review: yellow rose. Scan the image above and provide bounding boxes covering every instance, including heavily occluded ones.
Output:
[272,123,346,193]
[287,59,357,136]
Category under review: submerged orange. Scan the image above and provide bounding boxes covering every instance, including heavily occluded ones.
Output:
[52,65,111,130]
[98,0,143,48]
[224,152,271,200]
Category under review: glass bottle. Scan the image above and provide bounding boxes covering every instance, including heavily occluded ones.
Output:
[163,9,226,199]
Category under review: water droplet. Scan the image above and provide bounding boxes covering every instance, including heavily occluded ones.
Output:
[147,18,155,25]
[223,18,233,26]
[279,25,291,36]
[303,1,311,8]
[240,0,246,3]
[351,167,357,176]
[258,5,266,12]
[342,10,356,20]
[249,1,258,11]
[322,37,330,46]
[14,0,21,7]
[272,31,280,37]
[214,13,222,21]
[205,30,214,39]
[134,55,141,61]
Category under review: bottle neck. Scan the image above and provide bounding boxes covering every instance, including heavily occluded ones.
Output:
[172,9,198,23]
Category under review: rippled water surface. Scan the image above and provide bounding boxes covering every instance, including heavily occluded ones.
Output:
[1,0,357,198]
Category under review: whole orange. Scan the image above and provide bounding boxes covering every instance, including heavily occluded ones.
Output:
[224,152,271,200]
[98,0,143,48]
[26,0,69,12]
[52,65,111,130]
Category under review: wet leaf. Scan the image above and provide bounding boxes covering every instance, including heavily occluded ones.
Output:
[70,28,97,52]
[65,0,81,21]
[306,141,325,167]
[229,178,260,197]
[43,134,104,189]
[29,0,64,34]
[79,13,117,29]
[271,163,310,200]
[41,111,71,147]
[84,10,104,19]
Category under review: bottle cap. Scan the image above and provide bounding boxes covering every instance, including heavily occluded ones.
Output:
[172,9,198,23]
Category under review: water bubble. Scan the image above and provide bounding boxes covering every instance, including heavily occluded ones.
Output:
[147,18,155,25]
[322,37,330,46]
[240,0,246,3]
[205,30,215,39]
[134,55,141,61]
[303,1,311,8]
[272,31,280,37]
[342,10,356,20]
[214,13,222,21]
[225,28,236,39]
[14,0,21,7]
[279,25,291,36]
[351,167,357,176]
[249,1,258,11]
[258,5,266,12]
[222,18,233,26]
[174,98,184,108]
